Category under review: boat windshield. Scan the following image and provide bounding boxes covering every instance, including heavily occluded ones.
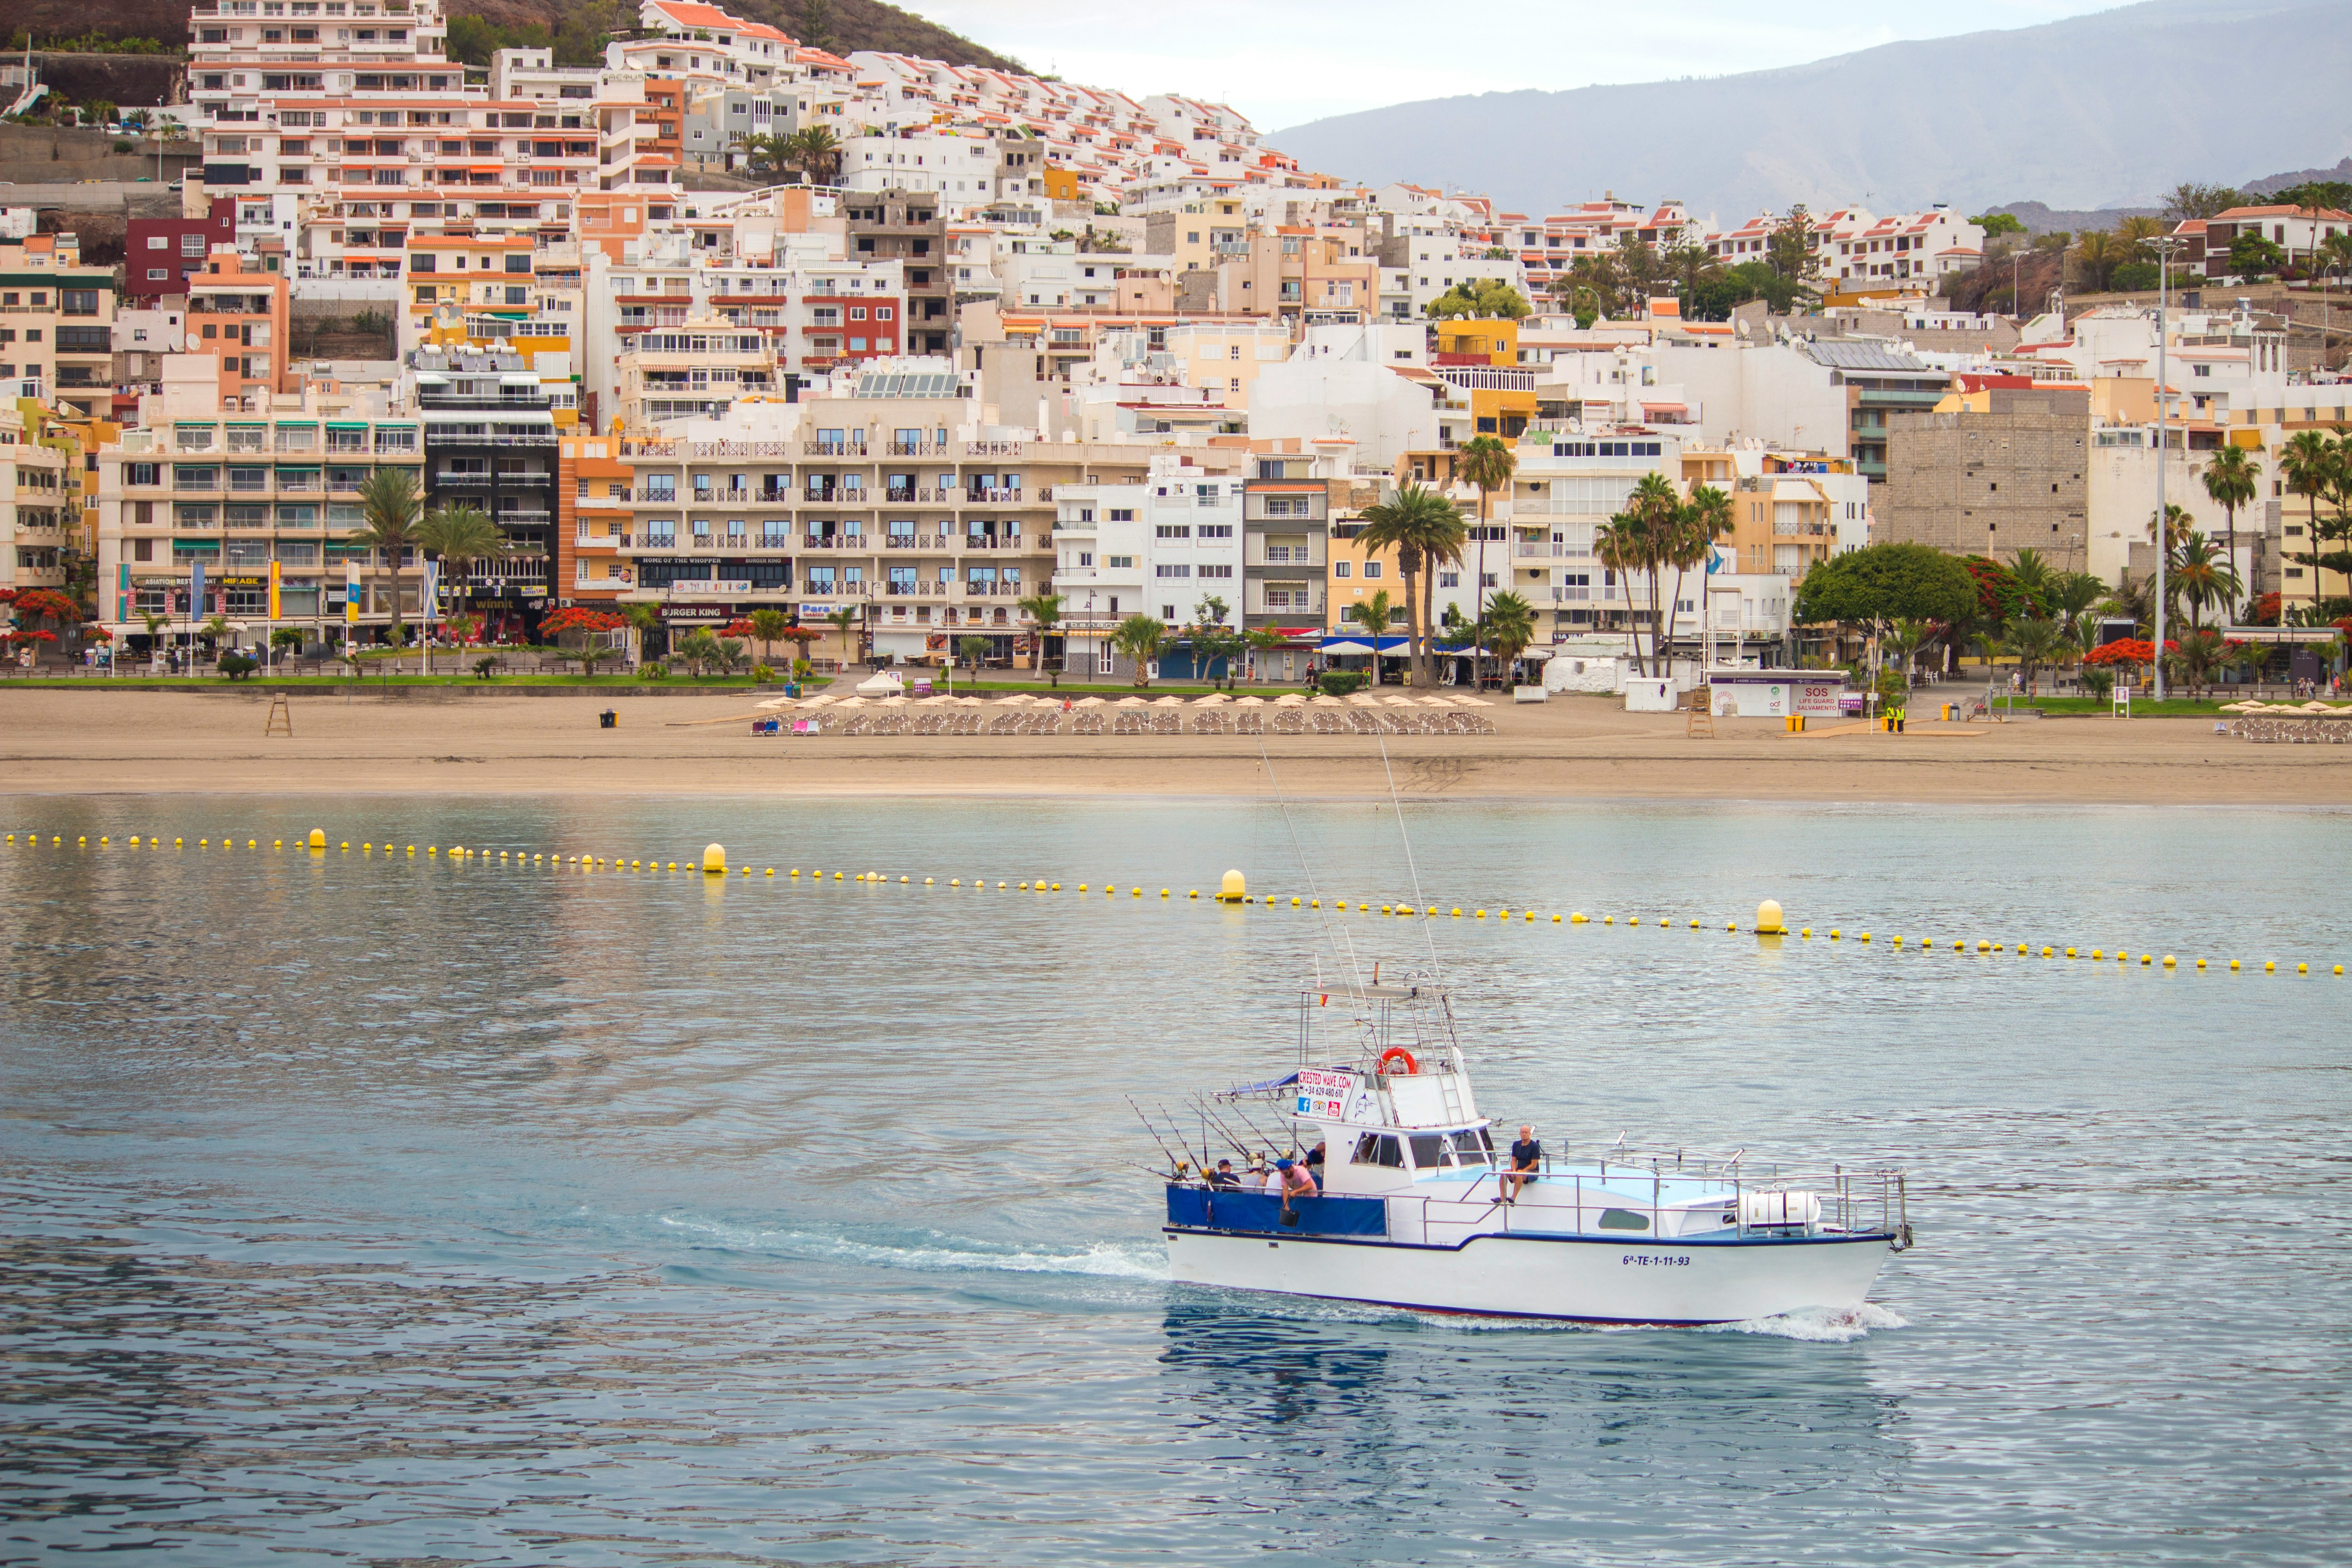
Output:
[1404,1129,1494,1172]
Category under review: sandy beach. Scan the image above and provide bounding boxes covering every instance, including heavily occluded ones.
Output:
[1,686,2345,803]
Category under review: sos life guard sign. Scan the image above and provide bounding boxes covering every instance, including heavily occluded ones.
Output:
[1707,672,1847,718]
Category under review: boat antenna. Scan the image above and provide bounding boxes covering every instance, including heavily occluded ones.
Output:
[1377,732,1444,984]
[1256,738,1367,993]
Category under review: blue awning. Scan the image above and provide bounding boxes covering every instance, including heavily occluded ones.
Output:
[1221,1070,1300,1097]
[1318,635,1411,653]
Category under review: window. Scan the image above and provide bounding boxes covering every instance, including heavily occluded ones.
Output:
[1197,524,1232,538]
[1333,560,1352,578]
[1198,564,1232,578]
[1108,508,1134,522]
[1155,524,1190,539]
[1363,561,1382,578]
[1105,555,1134,569]
[1155,564,1191,578]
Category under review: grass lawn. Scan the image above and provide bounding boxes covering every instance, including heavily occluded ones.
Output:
[2022,696,2281,718]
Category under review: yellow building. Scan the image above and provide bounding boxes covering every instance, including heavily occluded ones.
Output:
[1431,318,1534,439]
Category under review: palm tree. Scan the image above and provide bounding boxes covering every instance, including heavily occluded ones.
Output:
[1626,472,1681,674]
[784,125,843,186]
[1455,435,1517,685]
[2280,429,2337,617]
[956,633,991,689]
[353,467,422,653]
[733,130,791,180]
[139,610,168,666]
[1481,591,1538,685]
[1355,481,1466,689]
[2148,502,2192,554]
[1593,513,1649,672]
[2102,570,2154,638]
[1016,590,1064,683]
[676,626,722,678]
[2006,546,2055,613]
[1110,613,1166,688]
[2115,215,2165,256]
[824,605,862,671]
[2169,532,2240,632]
[2073,230,2122,292]
[1348,587,1397,681]
[2170,626,2228,699]
[415,501,506,673]
[749,608,789,667]
[1662,484,1733,672]
[2201,444,2259,614]
[1882,618,1927,683]
[622,602,662,669]
[2004,615,2062,696]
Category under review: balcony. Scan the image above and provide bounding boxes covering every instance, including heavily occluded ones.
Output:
[804,439,868,456]
[435,470,493,485]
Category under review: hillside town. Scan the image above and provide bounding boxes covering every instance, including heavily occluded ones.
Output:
[3,0,2350,693]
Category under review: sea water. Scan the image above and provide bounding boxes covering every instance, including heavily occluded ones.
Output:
[1,797,2347,1566]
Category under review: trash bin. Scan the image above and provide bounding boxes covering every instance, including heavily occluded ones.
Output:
[599,710,617,729]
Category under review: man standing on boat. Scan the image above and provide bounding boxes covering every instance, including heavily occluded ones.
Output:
[1501,1126,1542,1204]
[1274,1157,1317,1217]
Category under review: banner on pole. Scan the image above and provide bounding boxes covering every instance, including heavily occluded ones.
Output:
[421,559,439,631]
[190,561,206,621]
[268,560,281,621]
[345,563,360,625]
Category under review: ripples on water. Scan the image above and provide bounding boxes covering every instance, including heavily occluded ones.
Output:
[2,797,2347,1566]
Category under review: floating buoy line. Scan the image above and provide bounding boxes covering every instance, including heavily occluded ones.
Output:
[4,830,2342,979]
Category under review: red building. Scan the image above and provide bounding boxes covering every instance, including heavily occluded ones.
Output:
[125,201,236,301]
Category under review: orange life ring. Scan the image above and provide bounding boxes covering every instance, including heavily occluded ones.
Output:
[1378,1047,1418,1076]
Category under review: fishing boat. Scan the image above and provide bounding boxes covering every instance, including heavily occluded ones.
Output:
[1156,976,1912,1325]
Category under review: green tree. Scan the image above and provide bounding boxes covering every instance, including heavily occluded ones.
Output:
[415,502,505,642]
[2168,625,2230,699]
[2162,182,2248,222]
[2004,614,2062,696]
[1354,480,1466,689]
[784,125,843,186]
[1109,614,1166,688]
[799,0,838,52]
[2200,443,2259,612]
[2169,532,2241,632]
[1791,542,1979,637]
[2280,428,2341,615]
[1017,589,1064,682]
[1481,590,1538,684]
[676,626,722,677]
[1594,510,1656,672]
[2228,233,2285,277]
[353,467,421,651]
[1456,435,1516,684]
[748,607,790,666]
[825,604,862,669]
[2073,230,2123,292]
[1425,279,1531,320]
[1186,593,1245,688]
[1764,204,1823,307]
[1971,211,2028,237]
[622,602,662,668]
[1661,483,1734,673]
[1621,472,1683,673]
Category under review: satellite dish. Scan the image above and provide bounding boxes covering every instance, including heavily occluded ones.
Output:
[186,331,203,351]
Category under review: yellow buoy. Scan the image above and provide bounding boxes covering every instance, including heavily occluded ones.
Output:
[2092,950,2103,960]
[1572,913,1587,924]
[740,867,749,877]
[1977,941,1990,953]
[1859,932,1870,942]
[1188,890,1198,899]
[2298,963,2308,975]
[1475,909,1486,919]
[2163,955,2176,968]
[924,877,934,885]
[1603,916,1613,925]
[1800,928,1812,938]
[833,871,843,881]
[1220,869,1246,903]
[1629,916,1640,926]
[999,881,1007,890]
[1292,896,1302,907]
[2043,946,2053,957]
[2195,958,2206,969]
[767,868,776,877]
[1132,887,1142,898]
[1552,913,1562,923]
[1450,908,1462,918]
[951,879,961,887]
[1690,919,1701,930]
[1755,899,1785,935]
[2230,959,2240,971]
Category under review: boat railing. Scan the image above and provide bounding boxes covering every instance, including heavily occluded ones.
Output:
[1406,1158,1907,1243]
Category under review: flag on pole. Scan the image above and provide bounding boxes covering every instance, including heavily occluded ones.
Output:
[116,562,128,623]
[344,562,360,625]
[190,561,206,619]
[421,559,439,633]
[268,559,281,621]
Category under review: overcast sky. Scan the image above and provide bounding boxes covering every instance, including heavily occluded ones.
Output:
[919,0,2132,130]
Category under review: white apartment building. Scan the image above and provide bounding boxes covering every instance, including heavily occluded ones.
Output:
[841,129,1006,209]
[1052,456,1245,673]
[1502,429,1690,642]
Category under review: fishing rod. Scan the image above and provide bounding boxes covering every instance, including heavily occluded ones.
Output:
[1127,1095,1188,1176]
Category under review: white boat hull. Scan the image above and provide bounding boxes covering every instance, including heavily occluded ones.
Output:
[1165,1225,1894,1325]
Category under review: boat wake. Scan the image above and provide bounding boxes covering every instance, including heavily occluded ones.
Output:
[1704,1301,1909,1342]
[654,1213,1170,1282]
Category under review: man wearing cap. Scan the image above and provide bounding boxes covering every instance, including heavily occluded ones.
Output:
[1208,1159,1241,1190]
[1274,1156,1317,1217]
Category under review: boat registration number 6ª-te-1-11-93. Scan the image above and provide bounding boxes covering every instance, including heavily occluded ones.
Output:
[1623,1254,1693,1267]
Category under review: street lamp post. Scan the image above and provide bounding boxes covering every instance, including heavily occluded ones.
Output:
[2150,236,2185,701]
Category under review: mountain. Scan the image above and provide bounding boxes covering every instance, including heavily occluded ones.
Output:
[1268,0,2352,225]
[16,0,1024,74]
